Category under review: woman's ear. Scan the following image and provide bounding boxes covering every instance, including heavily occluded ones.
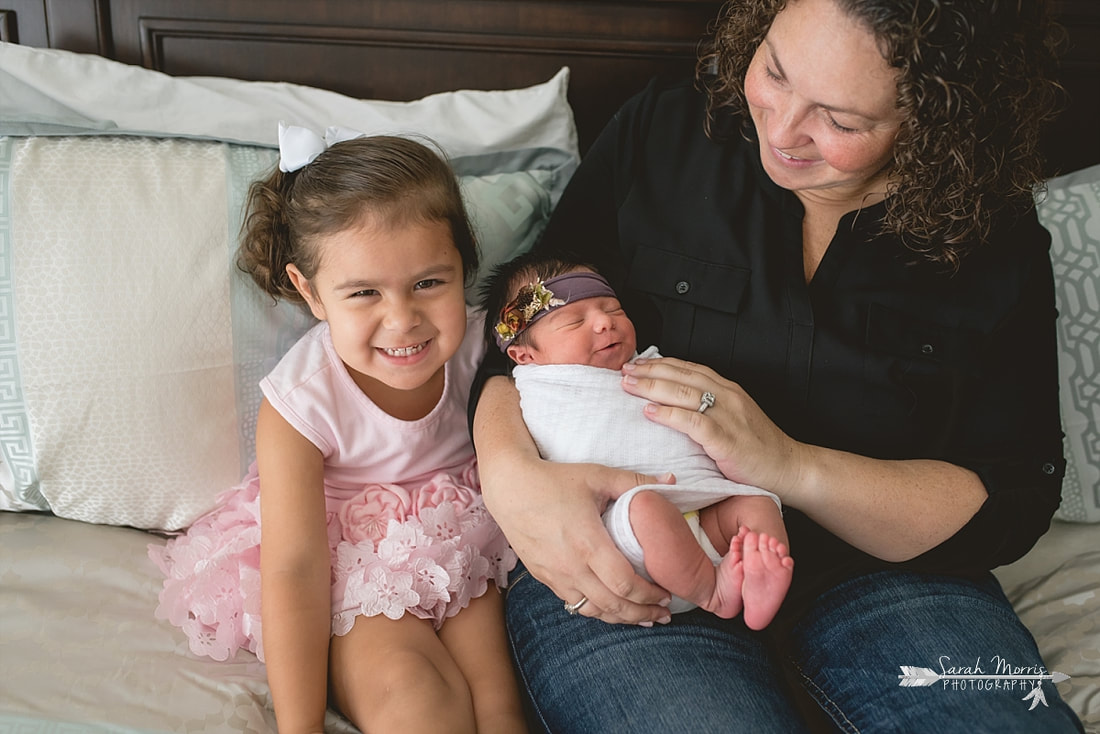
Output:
[286,263,326,321]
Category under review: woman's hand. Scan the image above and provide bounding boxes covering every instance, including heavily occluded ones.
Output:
[474,377,672,625]
[620,356,989,561]
[620,356,804,499]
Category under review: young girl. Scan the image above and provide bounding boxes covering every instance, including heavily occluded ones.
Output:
[150,129,523,734]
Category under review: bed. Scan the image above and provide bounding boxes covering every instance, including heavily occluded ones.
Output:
[1,1,1098,732]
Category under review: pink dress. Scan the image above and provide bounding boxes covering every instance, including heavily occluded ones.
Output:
[149,310,515,662]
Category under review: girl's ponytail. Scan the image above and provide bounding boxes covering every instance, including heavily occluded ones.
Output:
[238,169,309,303]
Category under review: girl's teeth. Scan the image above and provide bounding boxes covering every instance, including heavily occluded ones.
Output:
[384,343,425,357]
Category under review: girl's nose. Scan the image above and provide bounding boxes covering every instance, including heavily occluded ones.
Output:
[384,298,420,332]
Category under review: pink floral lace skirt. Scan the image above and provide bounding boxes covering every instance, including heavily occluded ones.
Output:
[148,459,515,663]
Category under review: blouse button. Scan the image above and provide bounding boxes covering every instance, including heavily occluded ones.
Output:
[675,280,690,295]
[1041,463,1056,475]
[921,343,934,355]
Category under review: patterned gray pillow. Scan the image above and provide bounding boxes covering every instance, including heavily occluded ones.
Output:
[1038,164,1100,522]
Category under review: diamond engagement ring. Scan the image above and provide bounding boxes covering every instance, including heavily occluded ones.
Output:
[698,391,716,414]
[564,596,588,615]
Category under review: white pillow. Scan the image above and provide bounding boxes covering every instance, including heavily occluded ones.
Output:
[1037,163,1100,523]
[0,42,578,203]
[0,46,575,529]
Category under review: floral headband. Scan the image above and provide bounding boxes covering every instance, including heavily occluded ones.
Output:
[493,271,616,351]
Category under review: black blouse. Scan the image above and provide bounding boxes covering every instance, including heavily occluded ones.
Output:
[474,76,1065,613]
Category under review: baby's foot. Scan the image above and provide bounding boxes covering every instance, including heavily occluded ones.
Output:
[740,530,794,630]
[709,532,745,619]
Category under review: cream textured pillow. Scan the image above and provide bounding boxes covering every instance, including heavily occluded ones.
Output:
[1037,163,1100,523]
[0,136,553,528]
[0,44,574,527]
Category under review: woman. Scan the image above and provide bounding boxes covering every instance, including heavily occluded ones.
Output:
[473,0,1084,731]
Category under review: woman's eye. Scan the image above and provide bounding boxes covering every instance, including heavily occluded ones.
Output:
[764,65,783,82]
[826,115,858,134]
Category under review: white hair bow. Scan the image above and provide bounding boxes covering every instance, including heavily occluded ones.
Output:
[277,122,365,173]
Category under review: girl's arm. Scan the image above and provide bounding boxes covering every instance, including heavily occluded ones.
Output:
[256,398,332,734]
[473,376,671,624]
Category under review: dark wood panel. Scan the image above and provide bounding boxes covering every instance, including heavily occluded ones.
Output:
[13,0,1100,170]
[1047,0,1100,175]
[102,0,719,152]
[1,0,49,45]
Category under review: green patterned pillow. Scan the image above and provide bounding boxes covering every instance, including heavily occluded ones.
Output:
[1038,164,1100,522]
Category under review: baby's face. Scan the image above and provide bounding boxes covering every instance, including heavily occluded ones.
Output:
[510,296,637,369]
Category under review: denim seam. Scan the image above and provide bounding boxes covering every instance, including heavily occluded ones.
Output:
[790,659,861,734]
[502,569,554,734]
[505,568,530,597]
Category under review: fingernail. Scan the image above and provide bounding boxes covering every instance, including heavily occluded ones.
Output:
[621,362,635,372]
[659,597,671,607]
[639,621,654,628]
[622,374,637,386]
[657,615,672,625]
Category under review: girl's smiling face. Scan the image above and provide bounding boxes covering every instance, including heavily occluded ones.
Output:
[743,0,902,206]
[288,216,468,411]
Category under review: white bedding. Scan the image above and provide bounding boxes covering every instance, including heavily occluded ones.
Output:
[0,511,1095,732]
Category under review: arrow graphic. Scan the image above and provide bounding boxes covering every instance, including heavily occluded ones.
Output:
[1022,685,1049,710]
[898,666,1071,687]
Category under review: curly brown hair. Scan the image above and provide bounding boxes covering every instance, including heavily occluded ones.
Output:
[698,0,1064,269]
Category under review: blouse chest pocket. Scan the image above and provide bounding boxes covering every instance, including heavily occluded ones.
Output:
[626,245,750,366]
[863,302,983,444]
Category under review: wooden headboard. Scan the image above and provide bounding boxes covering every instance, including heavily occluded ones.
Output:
[3,0,1098,173]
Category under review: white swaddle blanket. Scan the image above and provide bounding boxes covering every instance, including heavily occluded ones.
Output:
[513,346,780,612]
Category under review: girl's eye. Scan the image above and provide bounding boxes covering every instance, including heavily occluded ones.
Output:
[414,279,441,290]
[351,289,379,298]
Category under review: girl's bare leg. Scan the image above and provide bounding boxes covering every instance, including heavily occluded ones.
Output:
[628,489,745,618]
[438,587,529,734]
[329,613,476,734]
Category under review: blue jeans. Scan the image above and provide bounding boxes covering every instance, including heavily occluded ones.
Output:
[505,564,1084,733]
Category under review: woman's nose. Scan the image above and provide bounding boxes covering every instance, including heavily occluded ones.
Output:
[767,102,811,150]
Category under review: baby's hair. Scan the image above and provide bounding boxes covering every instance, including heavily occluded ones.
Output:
[480,251,597,349]
[238,135,478,303]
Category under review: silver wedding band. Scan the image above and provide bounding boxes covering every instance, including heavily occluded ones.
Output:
[698,391,716,414]
[564,596,588,615]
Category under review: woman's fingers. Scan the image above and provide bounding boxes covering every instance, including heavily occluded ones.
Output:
[622,357,724,412]
[520,464,674,624]
[621,356,799,493]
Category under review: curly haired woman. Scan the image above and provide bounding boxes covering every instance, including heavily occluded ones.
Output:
[471,0,1085,731]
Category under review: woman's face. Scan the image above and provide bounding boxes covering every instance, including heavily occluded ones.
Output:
[743,0,902,204]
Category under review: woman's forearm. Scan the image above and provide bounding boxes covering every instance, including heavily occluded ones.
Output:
[782,442,988,562]
[473,375,672,623]
[472,376,542,516]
